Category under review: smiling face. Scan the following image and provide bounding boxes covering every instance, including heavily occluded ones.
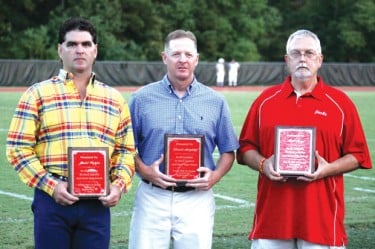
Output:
[162,37,199,88]
[58,30,98,74]
[285,36,323,82]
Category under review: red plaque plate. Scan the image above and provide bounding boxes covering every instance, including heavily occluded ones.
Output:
[68,147,109,198]
[164,134,205,183]
[274,126,316,176]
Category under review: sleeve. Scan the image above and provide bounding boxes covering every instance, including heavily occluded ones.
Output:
[109,94,136,193]
[128,92,140,147]
[239,97,259,153]
[342,97,372,169]
[236,96,262,165]
[6,88,59,196]
[216,98,239,153]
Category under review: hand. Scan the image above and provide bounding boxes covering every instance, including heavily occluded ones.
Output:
[142,154,177,188]
[99,185,122,207]
[262,155,287,182]
[185,167,216,191]
[52,181,79,206]
[297,151,327,182]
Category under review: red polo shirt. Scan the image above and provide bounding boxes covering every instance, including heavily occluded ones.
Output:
[237,76,372,246]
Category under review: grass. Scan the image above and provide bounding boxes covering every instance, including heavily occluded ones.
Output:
[0,89,374,249]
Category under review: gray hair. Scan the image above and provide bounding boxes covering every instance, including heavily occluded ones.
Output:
[286,29,322,54]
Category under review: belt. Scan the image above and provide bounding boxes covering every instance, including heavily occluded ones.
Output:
[142,179,195,192]
[49,172,68,182]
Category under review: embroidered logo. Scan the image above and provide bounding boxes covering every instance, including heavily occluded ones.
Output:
[314,110,327,116]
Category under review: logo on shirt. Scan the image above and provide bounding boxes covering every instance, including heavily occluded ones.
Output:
[314,110,327,116]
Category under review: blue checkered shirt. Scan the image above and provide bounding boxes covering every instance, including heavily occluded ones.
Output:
[129,75,239,172]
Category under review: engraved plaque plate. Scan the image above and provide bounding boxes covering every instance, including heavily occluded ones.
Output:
[68,147,109,198]
[274,126,316,176]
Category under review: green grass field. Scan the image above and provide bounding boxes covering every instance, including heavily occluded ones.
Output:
[0,90,374,249]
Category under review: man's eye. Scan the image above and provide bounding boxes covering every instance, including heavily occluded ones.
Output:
[290,51,300,56]
[82,42,93,47]
[67,42,77,47]
[306,51,315,56]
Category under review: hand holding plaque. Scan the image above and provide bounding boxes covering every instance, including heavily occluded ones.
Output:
[164,134,205,185]
[274,126,316,176]
[68,147,109,198]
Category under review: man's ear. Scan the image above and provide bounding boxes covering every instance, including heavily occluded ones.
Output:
[161,51,167,64]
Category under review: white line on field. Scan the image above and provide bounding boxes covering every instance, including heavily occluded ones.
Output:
[111,211,132,217]
[346,174,375,181]
[214,193,255,210]
[346,196,373,201]
[0,190,254,223]
[0,217,33,224]
[353,187,375,193]
[3,194,253,223]
[0,190,32,201]
[114,194,255,215]
[116,194,254,216]
[214,193,250,204]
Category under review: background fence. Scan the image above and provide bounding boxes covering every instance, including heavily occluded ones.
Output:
[1,60,374,87]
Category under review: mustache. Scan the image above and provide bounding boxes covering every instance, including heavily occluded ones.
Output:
[296,63,309,70]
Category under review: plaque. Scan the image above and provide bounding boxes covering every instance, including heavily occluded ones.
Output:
[68,147,109,198]
[274,126,316,176]
[164,134,205,184]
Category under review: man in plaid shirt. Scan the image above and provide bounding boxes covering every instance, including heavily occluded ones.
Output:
[6,17,136,249]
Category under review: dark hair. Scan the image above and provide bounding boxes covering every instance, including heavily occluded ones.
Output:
[58,17,97,44]
[164,29,197,51]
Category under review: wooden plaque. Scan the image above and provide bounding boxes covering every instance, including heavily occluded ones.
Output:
[164,134,205,184]
[274,126,316,176]
[68,147,109,198]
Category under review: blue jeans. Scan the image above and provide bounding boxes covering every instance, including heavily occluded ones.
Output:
[32,188,110,249]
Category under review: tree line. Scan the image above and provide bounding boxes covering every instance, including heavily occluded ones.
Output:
[1,0,374,62]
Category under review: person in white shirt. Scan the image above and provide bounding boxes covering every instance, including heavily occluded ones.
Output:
[228,59,240,86]
[216,58,225,86]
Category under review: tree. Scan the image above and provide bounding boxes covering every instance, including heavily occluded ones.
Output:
[267,0,375,62]
[0,0,372,62]
[0,0,61,58]
[156,0,282,61]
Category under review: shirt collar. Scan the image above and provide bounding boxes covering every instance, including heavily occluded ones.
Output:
[281,75,325,101]
[162,75,197,96]
[57,69,96,86]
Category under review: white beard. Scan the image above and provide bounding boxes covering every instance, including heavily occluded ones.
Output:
[293,64,312,80]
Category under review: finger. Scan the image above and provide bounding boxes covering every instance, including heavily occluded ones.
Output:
[62,192,79,203]
[315,150,325,164]
[155,154,164,164]
[197,166,209,172]
[315,150,320,157]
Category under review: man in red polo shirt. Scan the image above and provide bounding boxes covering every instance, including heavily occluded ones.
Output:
[237,29,372,249]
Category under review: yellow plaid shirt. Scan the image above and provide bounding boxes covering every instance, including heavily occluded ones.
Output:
[6,69,136,196]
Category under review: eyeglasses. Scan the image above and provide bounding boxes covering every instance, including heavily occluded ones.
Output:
[288,50,318,59]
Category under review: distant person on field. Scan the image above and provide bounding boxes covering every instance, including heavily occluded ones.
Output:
[216,57,225,87]
[237,29,372,249]
[128,29,239,249]
[228,58,240,86]
[6,17,136,249]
